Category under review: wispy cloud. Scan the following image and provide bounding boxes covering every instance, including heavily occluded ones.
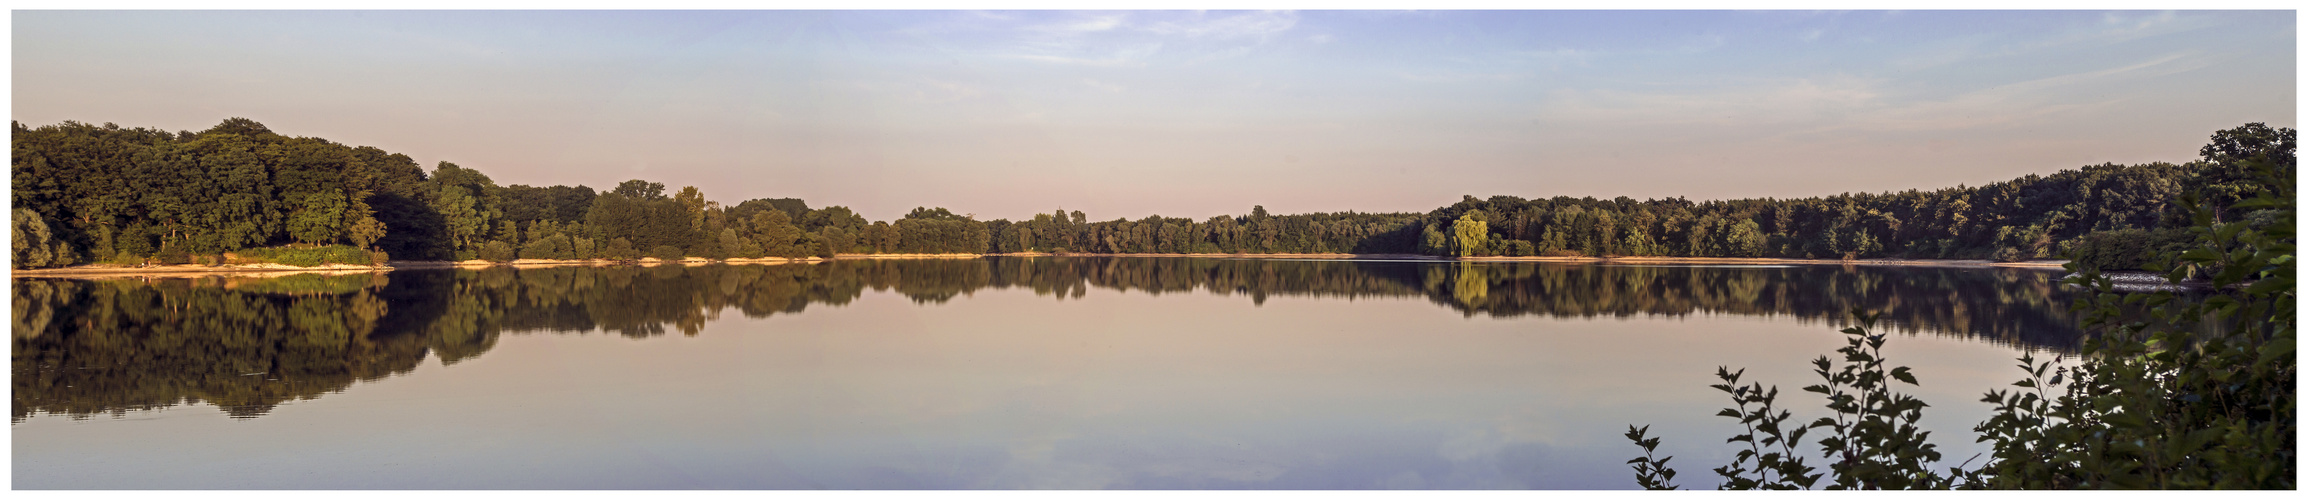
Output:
[1893,11,2213,72]
[1141,11,1297,40]
[1003,42,1164,67]
[808,77,987,104]
[965,11,1298,68]
[1981,52,2199,96]
[2101,10,2179,36]
[1543,50,2211,137]
[916,78,983,103]
[1030,12,1126,35]
[1544,76,1888,128]
[1856,52,2208,132]
[1182,45,1255,65]
[1508,48,1593,69]
[1395,70,1529,84]
[1079,78,1123,93]
[1411,48,1591,82]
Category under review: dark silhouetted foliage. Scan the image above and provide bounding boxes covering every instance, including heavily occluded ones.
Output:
[1627,123,2296,490]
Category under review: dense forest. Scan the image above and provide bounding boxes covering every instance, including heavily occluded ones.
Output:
[13,257,2082,421]
[10,119,2294,269]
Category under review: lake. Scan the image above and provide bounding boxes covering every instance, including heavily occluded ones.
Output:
[12,257,2081,489]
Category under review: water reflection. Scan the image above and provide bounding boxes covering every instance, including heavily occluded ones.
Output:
[12,257,2078,422]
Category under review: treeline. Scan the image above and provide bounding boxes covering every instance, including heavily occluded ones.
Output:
[13,257,2084,421]
[11,119,2291,269]
[11,119,414,267]
[7,119,841,266]
[1419,123,2290,262]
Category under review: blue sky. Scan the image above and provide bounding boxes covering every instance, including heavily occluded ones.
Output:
[12,10,2296,221]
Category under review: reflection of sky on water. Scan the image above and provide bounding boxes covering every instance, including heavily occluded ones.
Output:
[15,285,2031,489]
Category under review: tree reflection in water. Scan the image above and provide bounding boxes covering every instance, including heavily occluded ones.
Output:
[12,257,2079,422]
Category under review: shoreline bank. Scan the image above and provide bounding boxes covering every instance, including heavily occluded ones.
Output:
[11,254,2072,279]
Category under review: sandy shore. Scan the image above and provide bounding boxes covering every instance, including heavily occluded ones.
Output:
[13,253,2071,279]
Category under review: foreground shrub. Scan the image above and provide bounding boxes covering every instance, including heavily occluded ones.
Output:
[1967,161,2293,489]
[1625,310,1952,490]
[1629,133,2295,490]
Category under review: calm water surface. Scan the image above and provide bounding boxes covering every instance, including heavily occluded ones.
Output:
[12,257,2080,489]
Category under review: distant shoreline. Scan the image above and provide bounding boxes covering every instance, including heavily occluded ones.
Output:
[10,254,2071,279]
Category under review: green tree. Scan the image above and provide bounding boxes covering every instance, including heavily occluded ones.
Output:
[1724,220,1767,258]
[2187,122,2297,224]
[674,186,708,231]
[287,191,349,246]
[344,207,388,250]
[479,240,516,263]
[427,162,503,260]
[606,238,637,260]
[1420,222,1449,255]
[1452,210,1490,257]
[12,208,74,268]
[612,179,667,200]
[571,236,598,259]
[521,233,571,260]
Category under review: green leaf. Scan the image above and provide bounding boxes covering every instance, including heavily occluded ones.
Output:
[2256,336,2295,369]
[2244,277,2290,295]
[1890,367,1918,385]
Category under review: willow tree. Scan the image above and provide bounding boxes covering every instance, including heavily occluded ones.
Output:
[1453,210,1490,257]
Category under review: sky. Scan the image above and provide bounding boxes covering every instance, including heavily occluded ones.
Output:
[11,10,2297,221]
